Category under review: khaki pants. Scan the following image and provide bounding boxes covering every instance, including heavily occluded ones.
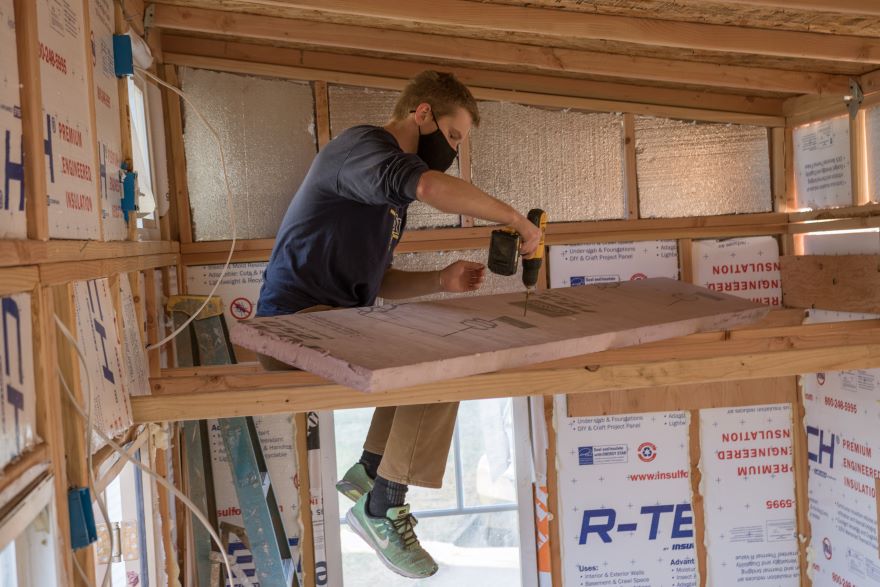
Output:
[257,307,458,488]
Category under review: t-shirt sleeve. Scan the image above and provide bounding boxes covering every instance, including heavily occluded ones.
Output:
[337,133,429,207]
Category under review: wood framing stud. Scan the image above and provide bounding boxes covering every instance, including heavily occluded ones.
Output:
[294,413,317,587]
[689,412,708,587]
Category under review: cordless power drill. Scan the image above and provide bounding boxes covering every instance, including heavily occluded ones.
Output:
[487,208,548,316]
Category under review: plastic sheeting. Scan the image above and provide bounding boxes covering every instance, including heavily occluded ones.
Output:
[470,102,626,224]
[389,248,523,302]
[636,116,772,218]
[328,84,461,229]
[867,104,880,203]
[181,68,317,241]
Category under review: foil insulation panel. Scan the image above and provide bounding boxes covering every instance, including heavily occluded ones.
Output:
[329,84,461,229]
[181,67,317,241]
[636,116,772,218]
[470,102,626,224]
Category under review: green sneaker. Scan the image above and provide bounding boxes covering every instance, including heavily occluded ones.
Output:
[346,494,438,579]
[336,463,374,503]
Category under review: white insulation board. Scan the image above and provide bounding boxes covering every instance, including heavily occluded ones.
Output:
[793,116,852,210]
[186,262,267,325]
[181,67,317,241]
[0,293,38,469]
[692,236,782,308]
[89,0,126,240]
[868,104,880,204]
[548,240,679,288]
[0,0,25,238]
[37,0,101,239]
[636,116,772,218]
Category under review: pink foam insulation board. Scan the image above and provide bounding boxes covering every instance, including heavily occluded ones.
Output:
[231,278,770,392]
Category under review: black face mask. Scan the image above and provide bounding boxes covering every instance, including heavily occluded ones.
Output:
[417,112,458,172]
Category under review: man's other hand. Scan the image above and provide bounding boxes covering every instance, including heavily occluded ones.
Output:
[440,261,486,293]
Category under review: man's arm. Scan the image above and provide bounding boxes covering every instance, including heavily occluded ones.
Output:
[415,171,542,255]
[379,261,486,300]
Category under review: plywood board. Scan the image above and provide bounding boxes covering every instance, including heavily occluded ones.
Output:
[781,254,880,313]
[232,278,770,392]
[89,0,126,240]
[0,0,26,238]
[37,0,101,239]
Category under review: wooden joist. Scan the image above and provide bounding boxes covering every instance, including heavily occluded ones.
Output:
[781,254,880,314]
[135,316,880,422]
[0,239,179,268]
[719,0,880,16]
[151,5,848,95]
[202,0,880,64]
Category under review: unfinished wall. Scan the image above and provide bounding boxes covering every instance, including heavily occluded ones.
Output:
[181,68,317,241]
[636,117,772,218]
[793,116,852,209]
[470,102,625,224]
[328,84,460,229]
[0,0,24,239]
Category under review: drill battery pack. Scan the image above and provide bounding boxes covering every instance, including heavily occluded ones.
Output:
[488,229,521,276]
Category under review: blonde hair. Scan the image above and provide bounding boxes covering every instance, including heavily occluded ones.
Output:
[392,70,480,126]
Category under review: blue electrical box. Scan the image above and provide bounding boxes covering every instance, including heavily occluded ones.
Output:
[68,487,97,550]
[121,165,138,222]
[113,34,134,77]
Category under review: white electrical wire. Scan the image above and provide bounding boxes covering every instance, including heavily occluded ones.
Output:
[53,316,112,587]
[133,65,239,352]
[56,366,241,587]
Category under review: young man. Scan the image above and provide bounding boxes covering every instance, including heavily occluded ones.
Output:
[257,71,540,578]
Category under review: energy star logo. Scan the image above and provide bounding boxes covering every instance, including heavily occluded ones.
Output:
[637,442,657,463]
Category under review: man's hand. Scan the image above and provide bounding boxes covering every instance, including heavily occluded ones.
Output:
[440,261,486,293]
[513,215,543,258]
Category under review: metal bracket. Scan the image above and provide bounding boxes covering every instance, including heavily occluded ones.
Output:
[143,4,156,29]
[846,78,864,120]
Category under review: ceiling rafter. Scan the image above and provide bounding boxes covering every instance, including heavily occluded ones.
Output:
[150,5,850,95]
[185,0,880,63]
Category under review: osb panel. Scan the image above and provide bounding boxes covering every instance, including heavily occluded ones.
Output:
[153,0,873,75]
[484,0,880,38]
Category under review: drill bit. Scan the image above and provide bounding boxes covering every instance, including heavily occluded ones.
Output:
[523,288,531,317]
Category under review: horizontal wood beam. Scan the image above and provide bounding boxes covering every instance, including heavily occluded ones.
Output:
[216,0,880,64]
[161,35,787,117]
[0,267,40,296]
[0,444,49,496]
[781,254,880,313]
[134,341,880,422]
[0,239,179,268]
[40,253,179,285]
[164,52,786,127]
[136,318,880,422]
[716,0,880,16]
[151,5,847,95]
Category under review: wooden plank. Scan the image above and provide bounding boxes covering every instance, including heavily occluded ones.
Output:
[679,239,694,283]
[40,253,178,285]
[787,215,880,234]
[788,202,880,222]
[0,267,39,296]
[568,377,797,417]
[719,0,880,15]
[152,6,847,96]
[862,68,880,96]
[689,411,708,587]
[163,52,786,127]
[623,113,639,220]
[852,108,869,206]
[163,64,194,244]
[33,287,74,585]
[0,444,49,497]
[232,0,880,64]
[52,284,96,586]
[0,239,178,268]
[82,0,106,242]
[13,0,49,240]
[294,413,317,587]
[231,279,769,392]
[93,429,150,494]
[459,136,473,227]
[161,35,788,117]
[152,437,179,586]
[133,340,880,422]
[792,388,812,587]
[312,80,331,150]
[780,254,880,312]
[143,270,161,376]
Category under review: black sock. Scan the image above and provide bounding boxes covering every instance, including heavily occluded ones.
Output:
[358,450,382,480]
[367,476,408,518]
